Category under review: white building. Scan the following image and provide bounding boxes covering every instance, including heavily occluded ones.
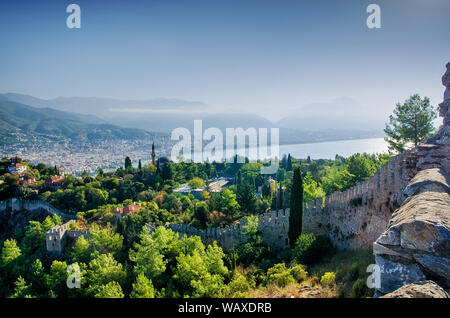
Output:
[8,163,27,175]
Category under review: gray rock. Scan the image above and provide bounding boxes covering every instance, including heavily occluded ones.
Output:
[442,62,450,89]
[381,280,449,298]
[413,253,450,286]
[376,256,427,294]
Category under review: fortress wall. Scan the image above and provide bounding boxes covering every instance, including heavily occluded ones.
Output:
[302,151,414,249]
[151,150,417,251]
[148,208,290,251]
[0,198,74,220]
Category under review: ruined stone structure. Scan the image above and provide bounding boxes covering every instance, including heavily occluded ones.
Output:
[0,198,84,254]
[46,220,88,254]
[147,208,290,251]
[46,220,75,254]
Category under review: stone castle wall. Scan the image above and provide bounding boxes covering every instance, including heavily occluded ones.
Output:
[0,198,74,220]
[147,208,290,251]
[151,150,417,251]
[302,151,414,249]
[373,62,450,295]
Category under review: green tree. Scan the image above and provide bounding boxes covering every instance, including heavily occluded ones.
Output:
[94,281,124,298]
[9,276,35,298]
[302,172,325,204]
[87,253,126,295]
[384,94,437,153]
[219,189,240,217]
[288,167,303,245]
[130,273,156,298]
[129,227,168,281]
[70,236,92,263]
[193,202,209,228]
[45,261,68,297]
[125,156,132,171]
[237,182,257,215]
[188,177,205,189]
[345,153,376,185]
[89,223,123,256]
[286,154,293,171]
[1,239,21,266]
[173,242,228,297]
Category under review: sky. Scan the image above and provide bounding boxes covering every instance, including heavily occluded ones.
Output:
[0,0,449,123]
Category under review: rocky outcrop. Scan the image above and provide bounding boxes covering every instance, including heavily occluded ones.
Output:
[374,168,450,294]
[374,63,450,296]
[381,280,449,298]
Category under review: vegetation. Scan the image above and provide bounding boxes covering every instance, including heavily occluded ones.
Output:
[288,167,303,245]
[384,94,437,153]
[0,150,389,298]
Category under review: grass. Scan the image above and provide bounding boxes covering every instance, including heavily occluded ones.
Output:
[309,249,375,298]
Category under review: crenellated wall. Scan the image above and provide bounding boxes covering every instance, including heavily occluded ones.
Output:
[0,198,75,220]
[150,149,418,251]
[302,150,415,249]
[147,208,290,251]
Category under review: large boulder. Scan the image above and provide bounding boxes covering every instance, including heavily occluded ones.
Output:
[374,168,450,294]
[381,280,449,298]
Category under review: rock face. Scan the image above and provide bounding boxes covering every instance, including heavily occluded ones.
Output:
[381,280,449,298]
[374,63,450,296]
[374,168,450,294]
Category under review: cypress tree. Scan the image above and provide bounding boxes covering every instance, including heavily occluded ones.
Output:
[125,156,132,171]
[288,167,303,246]
[287,154,293,171]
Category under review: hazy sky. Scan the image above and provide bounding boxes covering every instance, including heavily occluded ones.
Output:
[1,0,449,122]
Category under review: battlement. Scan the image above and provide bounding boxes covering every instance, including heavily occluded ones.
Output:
[301,149,416,249]
[147,208,290,251]
[0,198,75,220]
[45,220,75,254]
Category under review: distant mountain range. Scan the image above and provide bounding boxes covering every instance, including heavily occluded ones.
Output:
[0,93,384,146]
[0,99,161,146]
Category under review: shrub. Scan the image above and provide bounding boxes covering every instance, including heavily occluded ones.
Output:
[320,272,336,287]
[265,263,295,288]
[292,234,335,266]
[289,264,307,282]
[345,263,360,282]
[221,274,251,298]
[351,278,372,298]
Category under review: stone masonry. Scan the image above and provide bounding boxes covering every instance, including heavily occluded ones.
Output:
[373,63,450,296]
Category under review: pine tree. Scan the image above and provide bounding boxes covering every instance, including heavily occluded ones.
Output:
[138,159,142,170]
[288,167,303,246]
[130,273,156,298]
[384,94,437,153]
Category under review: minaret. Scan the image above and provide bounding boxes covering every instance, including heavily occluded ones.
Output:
[152,142,156,165]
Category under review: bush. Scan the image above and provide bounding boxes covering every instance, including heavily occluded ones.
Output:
[289,264,307,282]
[320,272,336,287]
[345,263,360,282]
[265,263,295,288]
[221,274,252,298]
[292,234,335,266]
[351,278,372,298]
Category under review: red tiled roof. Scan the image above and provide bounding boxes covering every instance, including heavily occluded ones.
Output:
[114,204,142,215]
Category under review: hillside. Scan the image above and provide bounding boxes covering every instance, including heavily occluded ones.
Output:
[0,100,161,146]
